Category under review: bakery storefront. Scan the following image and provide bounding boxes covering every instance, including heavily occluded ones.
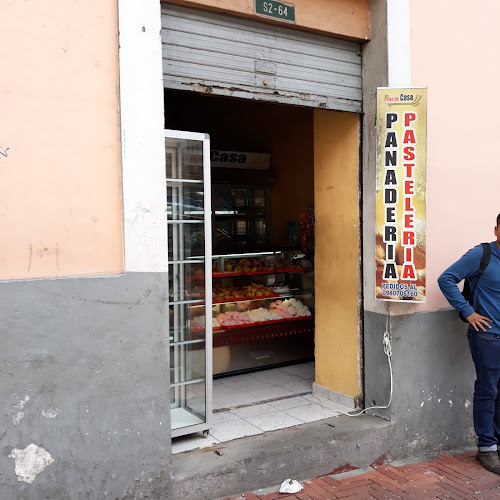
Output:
[164,3,363,439]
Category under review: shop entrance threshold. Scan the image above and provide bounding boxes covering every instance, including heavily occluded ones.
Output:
[173,362,358,452]
[173,413,395,500]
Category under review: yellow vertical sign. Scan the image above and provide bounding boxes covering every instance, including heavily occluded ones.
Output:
[375,88,427,302]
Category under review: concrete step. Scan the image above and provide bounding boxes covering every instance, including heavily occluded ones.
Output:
[172,414,395,500]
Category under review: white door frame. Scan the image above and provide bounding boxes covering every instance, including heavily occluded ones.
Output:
[118,0,168,273]
[165,129,213,437]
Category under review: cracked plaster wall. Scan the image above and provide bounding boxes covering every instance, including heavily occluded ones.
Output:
[364,309,476,458]
[0,273,173,499]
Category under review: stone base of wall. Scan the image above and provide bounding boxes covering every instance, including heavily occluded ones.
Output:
[0,273,173,499]
[364,308,477,458]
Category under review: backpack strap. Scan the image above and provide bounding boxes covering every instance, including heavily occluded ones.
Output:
[478,242,491,276]
[471,242,491,304]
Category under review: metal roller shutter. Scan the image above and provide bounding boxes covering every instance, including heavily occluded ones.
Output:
[161,4,362,112]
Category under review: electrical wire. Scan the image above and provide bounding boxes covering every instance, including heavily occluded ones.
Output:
[311,311,393,417]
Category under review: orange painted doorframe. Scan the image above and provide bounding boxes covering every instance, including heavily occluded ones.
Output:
[314,110,361,399]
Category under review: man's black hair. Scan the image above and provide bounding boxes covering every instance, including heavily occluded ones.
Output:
[497,213,500,228]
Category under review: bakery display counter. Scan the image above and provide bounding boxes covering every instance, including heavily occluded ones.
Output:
[170,315,314,377]
[212,317,314,376]
[182,249,314,375]
[213,316,314,347]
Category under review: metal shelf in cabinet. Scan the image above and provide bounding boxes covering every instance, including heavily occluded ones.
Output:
[169,294,304,306]
[213,294,292,304]
[183,269,306,280]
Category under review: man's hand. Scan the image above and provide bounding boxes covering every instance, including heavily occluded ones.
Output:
[466,312,493,332]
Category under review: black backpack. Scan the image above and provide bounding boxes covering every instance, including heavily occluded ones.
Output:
[459,242,491,322]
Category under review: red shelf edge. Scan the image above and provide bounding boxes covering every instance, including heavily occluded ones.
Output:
[189,268,306,279]
[214,315,313,332]
[212,268,305,278]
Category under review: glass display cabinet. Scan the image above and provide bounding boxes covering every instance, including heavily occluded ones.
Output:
[208,250,315,375]
[166,130,213,438]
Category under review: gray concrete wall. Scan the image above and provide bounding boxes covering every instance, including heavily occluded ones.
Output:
[0,273,173,499]
[364,309,476,458]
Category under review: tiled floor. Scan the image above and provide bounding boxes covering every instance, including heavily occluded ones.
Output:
[172,362,354,454]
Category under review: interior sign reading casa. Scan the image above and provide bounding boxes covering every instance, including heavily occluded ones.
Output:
[255,0,296,23]
[211,150,271,170]
[375,88,427,303]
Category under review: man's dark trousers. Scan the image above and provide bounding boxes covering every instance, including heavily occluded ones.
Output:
[468,329,500,450]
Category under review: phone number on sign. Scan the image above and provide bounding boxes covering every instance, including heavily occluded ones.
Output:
[382,290,418,298]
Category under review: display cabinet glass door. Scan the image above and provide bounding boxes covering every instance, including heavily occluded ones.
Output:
[166,130,212,438]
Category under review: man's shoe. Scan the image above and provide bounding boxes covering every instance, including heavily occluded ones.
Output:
[477,451,500,474]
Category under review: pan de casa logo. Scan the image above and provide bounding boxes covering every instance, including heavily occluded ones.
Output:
[384,94,422,107]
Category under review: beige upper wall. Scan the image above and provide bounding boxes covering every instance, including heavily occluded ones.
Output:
[410,0,500,312]
[163,0,370,40]
[0,0,123,279]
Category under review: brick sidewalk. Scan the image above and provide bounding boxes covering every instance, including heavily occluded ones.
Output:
[225,451,500,499]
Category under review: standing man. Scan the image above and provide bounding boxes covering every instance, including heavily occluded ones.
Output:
[438,214,500,474]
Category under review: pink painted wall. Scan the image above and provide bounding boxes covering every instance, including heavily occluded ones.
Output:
[0,1,123,279]
[410,0,500,312]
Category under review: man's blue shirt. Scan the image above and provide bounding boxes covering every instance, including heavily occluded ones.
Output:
[438,242,500,333]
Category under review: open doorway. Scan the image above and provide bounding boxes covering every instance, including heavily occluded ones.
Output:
[166,89,315,385]
[166,90,360,451]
